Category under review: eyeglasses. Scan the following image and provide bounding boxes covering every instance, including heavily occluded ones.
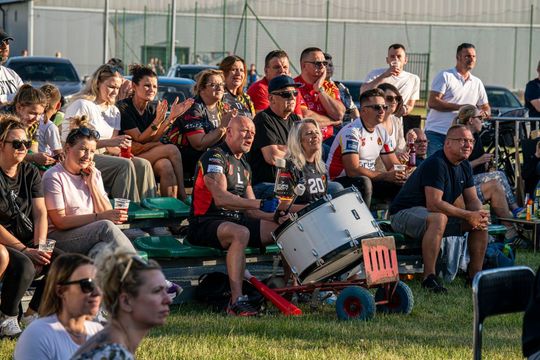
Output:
[271,90,298,100]
[206,82,225,90]
[363,104,389,112]
[448,137,475,145]
[305,61,328,68]
[60,278,98,294]
[385,95,402,103]
[120,255,149,284]
[66,127,101,144]
[4,139,32,150]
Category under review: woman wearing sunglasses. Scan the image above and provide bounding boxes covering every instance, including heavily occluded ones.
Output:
[453,104,521,241]
[42,118,136,257]
[219,55,255,118]
[63,64,156,203]
[72,246,171,359]
[14,253,103,360]
[117,64,193,201]
[0,116,52,338]
[164,69,236,179]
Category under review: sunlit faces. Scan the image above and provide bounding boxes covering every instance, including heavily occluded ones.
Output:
[445,128,475,161]
[468,114,484,133]
[300,122,322,155]
[1,128,29,162]
[227,116,255,154]
[225,61,245,92]
[200,74,225,103]
[15,103,45,127]
[59,264,102,318]
[0,40,9,63]
[414,134,428,156]
[383,89,401,115]
[133,75,158,102]
[457,47,477,71]
[65,138,97,172]
[98,75,122,105]
[302,51,326,79]
[386,47,407,69]
[265,57,290,81]
[360,96,387,124]
[128,270,171,328]
[269,85,297,114]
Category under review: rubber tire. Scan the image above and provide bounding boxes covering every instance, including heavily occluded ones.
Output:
[374,281,414,315]
[335,286,375,321]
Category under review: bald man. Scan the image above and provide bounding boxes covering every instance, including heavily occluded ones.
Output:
[187,116,282,316]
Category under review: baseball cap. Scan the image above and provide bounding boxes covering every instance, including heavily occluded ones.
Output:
[0,29,13,43]
[268,75,302,93]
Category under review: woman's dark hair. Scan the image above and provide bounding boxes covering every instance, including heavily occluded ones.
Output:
[377,83,403,114]
[40,84,62,112]
[129,64,157,85]
[10,84,48,109]
[39,253,94,317]
[219,55,247,91]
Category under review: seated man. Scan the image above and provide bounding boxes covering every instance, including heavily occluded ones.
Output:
[187,115,281,316]
[389,125,489,293]
[411,127,428,166]
[326,88,407,207]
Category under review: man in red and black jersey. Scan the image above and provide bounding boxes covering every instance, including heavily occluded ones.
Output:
[188,115,282,316]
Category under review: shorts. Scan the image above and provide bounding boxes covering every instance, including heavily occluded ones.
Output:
[187,216,262,250]
[390,206,463,240]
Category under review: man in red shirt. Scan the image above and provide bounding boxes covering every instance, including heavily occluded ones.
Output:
[294,47,345,141]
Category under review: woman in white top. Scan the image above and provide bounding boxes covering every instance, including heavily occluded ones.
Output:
[63,64,156,202]
[14,253,103,360]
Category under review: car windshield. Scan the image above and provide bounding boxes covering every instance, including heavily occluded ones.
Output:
[486,89,521,108]
[158,84,193,108]
[9,62,79,82]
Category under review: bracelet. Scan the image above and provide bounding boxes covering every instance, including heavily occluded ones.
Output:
[20,245,27,253]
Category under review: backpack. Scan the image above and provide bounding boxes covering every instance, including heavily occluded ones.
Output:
[483,242,516,269]
[194,272,265,312]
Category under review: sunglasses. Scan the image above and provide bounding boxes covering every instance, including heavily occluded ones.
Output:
[272,90,298,100]
[385,95,402,103]
[60,278,97,294]
[66,127,101,144]
[106,64,124,76]
[305,61,328,68]
[415,140,428,144]
[4,139,32,150]
[206,82,225,90]
[120,255,149,284]
[363,104,389,112]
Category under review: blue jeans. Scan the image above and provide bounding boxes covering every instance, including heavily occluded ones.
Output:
[426,130,446,157]
[253,182,275,199]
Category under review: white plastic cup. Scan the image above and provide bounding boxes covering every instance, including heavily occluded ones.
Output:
[393,164,407,172]
[38,239,56,253]
[114,198,130,210]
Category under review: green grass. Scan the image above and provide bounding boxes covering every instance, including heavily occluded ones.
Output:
[3,251,539,359]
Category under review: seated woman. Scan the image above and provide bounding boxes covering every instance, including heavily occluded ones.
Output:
[117,64,193,201]
[63,64,156,203]
[14,253,103,360]
[72,246,172,359]
[43,119,136,256]
[0,116,52,338]
[219,55,255,118]
[453,104,520,240]
[164,69,235,178]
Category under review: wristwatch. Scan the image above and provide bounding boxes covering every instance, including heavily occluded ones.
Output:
[317,86,324,94]
[150,123,159,131]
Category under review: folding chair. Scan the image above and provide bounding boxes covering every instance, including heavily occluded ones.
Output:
[472,266,535,360]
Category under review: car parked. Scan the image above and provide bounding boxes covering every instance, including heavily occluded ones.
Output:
[166,64,218,80]
[485,85,526,117]
[125,76,195,110]
[5,56,82,98]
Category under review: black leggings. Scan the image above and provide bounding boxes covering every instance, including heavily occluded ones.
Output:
[1,247,35,316]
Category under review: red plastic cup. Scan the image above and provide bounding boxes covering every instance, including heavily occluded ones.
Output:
[120,145,132,158]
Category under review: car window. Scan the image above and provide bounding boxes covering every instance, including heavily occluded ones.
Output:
[157,84,193,109]
[486,89,521,108]
[9,62,79,82]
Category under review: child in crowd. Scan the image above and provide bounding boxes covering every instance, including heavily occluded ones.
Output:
[37,84,64,163]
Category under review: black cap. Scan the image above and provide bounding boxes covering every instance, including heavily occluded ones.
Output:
[0,29,13,43]
[268,75,302,93]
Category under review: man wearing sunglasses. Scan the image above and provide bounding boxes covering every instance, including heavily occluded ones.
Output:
[326,88,406,207]
[410,127,428,166]
[361,44,420,117]
[249,75,302,198]
[0,29,23,104]
[295,47,345,142]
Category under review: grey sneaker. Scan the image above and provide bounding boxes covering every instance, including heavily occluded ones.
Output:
[0,315,22,338]
[21,313,38,328]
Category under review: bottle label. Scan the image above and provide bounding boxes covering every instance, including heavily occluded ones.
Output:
[274,169,294,200]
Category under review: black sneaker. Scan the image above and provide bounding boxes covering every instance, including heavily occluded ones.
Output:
[227,295,259,317]
[421,274,448,293]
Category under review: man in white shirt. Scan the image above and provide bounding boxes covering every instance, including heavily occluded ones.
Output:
[361,44,420,117]
[0,29,23,104]
[425,43,490,156]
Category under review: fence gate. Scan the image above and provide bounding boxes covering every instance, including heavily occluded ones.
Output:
[405,53,430,106]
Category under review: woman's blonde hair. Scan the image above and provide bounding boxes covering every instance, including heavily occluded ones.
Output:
[95,245,161,317]
[40,84,62,113]
[71,64,122,104]
[0,114,24,142]
[10,84,48,109]
[39,254,94,317]
[193,69,225,97]
[453,104,480,126]
[285,118,326,174]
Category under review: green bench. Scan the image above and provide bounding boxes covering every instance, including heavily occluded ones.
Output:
[142,197,190,218]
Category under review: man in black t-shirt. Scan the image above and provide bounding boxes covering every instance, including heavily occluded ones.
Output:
[250,75,302,198]
[188,115,281,316]
[525,60,540,118]
[390,125,489,293]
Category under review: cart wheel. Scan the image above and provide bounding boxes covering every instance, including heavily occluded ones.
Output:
[374,281,414,315]
[335,286,375,321]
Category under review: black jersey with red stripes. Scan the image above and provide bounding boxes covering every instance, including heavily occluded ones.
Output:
[190,142,251,219]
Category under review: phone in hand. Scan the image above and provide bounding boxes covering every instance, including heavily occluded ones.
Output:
[80,167,91,177]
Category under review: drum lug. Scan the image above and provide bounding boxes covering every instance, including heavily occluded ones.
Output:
[311,249,319,257]
[276,242,283,250]
[323,194,336,212]
[344,229,359,246]
[272,232,277,242]
[371,220,385,236]
[291,266,298,275]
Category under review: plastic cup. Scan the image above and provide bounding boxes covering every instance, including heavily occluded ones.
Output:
[38,239,56,253]
[120,139,132,159]
[114,198,130,211]
[394,164,407,172]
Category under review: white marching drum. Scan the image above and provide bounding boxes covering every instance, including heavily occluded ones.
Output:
[272,187,382,284]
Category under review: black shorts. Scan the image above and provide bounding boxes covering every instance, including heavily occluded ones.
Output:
[187,216,262,250]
